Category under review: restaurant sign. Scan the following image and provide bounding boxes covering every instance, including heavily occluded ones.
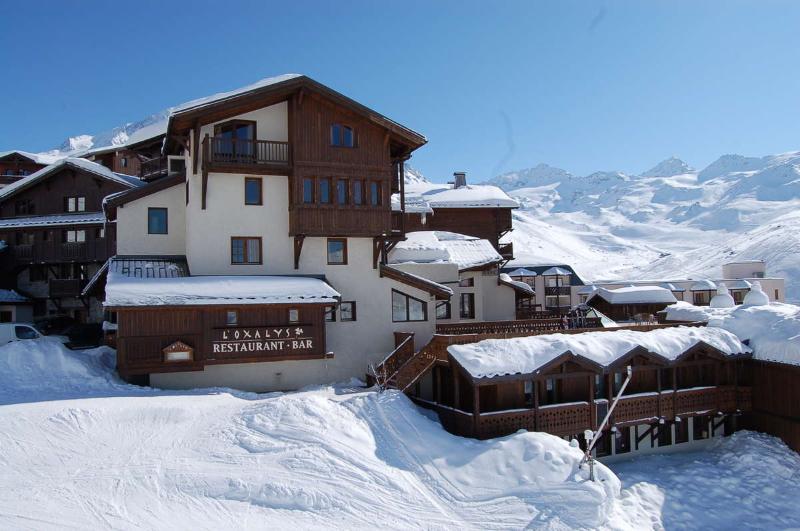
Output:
[210,326,316,356]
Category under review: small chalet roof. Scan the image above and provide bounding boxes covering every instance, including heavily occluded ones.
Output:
[399,181,518,210]
[541,266,572,276]
[448,326,750,380]
[379,264,453,300]
[577,285,598,295]
[0,150,60,165]
[0,158,142,201]
[724,279,752,290]
[498,273,535,296]
[389,231,502,271]
[587,286,677,305]
[507,268,538,277]
[660,282,685,292]
[0,212,105,229]
[0,289,30,304]
[690,279,717,291]
[105,271,341,308]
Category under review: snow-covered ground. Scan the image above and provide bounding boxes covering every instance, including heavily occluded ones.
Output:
[1,338,797,529]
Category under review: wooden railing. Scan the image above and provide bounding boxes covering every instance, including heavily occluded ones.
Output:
[435,317,602,335]
[544,286,571,296]
[498,242,513,259]
[13,240,110,264]
[49,278,88,298]
[205,137,290,167]
[139,157,168,179]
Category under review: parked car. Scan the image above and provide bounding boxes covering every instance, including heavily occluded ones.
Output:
[0,323,43,346]
[34,315,76,336]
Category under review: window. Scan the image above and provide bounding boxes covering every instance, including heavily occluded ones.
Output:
[369,182,381,206]
[353,180,363,205]
[392,289,427,322]
[245,177,263,205]
[460,293,475,319]
[226,310,238,326]
[336,179,348,205]
[340,301,356,321]
[320,178,332,204]
[95,227,105,239]
[14,325,39,340]
[458,277,474,288]
[325,306,336,322]
[288,308,299,323]
[327,238,347,265]
[148,207,168,234]
[64,230,86,243]
[65,196,86,213]
[14,199,34,215]
[331,124,355,147]
[214,120,256,160]
[435,301,451,320]
[303,178,315,204]
[231,237,262,264]
[120,157,128,168]
[775,289,780,300]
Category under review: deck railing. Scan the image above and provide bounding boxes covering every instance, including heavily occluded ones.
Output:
[48,278,88,298]
[205,137,290,167]
[498,242,514,259]
[139,156,169,180]
[435,316,602,335]
[13,240,110,264]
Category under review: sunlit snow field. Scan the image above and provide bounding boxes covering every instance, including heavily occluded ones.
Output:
[0,339,797,530]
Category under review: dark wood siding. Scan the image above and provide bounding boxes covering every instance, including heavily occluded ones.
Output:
[741,360,800,452]
[116,303,328,376]
[404,207,513,249]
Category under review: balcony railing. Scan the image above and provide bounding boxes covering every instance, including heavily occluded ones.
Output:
[12,241,110,264]
[498,242,514,260]
[49,278,88,298]
[139,157,169,180]
[435,316,602,336]
[545,286,571,296]
[204,137,290,170]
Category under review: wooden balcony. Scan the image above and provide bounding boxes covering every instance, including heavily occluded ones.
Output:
[203,136,291,174]
[435,317,601,336]
[139,157,169,180]
[536,402,591,436]
[498,242,514,260]
[12,240,110,264]
[545,286,571,296]
[289,206,392,237]
[49,278,88,298]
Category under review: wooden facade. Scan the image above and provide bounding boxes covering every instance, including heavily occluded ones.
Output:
[740,360,800,452]
[586,295,672,322]
[404,207,514,252]
[0,152,47,186]
[113,303,330,377]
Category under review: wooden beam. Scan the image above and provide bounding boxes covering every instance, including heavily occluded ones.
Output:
[294,235,305,269]
[201,134,209,210]
[192,121,201,174]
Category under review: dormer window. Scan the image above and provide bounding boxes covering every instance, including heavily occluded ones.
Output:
[331,124,356,147]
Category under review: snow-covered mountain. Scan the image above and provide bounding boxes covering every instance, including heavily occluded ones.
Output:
[475,151,800,300]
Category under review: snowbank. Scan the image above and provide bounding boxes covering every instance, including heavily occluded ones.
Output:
[663,301,800,366]
[448,326,749,379]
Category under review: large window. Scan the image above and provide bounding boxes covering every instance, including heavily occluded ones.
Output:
[65,196,86,213]
[214,120,256,160]
[337,179,348,205]
[340,301,357,322]
[63,230,86,243]
[369,182,381,206]
[392,289,427,322]
[327,238,347,265]
[148,207,168,234]
[231,237,262,264]
[303,178,315,204]
[435,301,451,320]
[320,178,332,204]
[460,293,475,319]
[331,124,355,147]
[244,177,263,205]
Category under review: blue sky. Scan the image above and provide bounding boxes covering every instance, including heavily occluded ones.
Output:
[1,0,799,182]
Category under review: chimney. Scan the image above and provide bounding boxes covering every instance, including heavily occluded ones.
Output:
[452,171,467,189]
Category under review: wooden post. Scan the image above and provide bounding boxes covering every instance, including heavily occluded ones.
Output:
[533,380,540,430]
[657,369,662,418]
[453,369,460,410]
[473,384,481,436]
[589,374,596,430]
[672,366,678,417]
[435,366,442,404]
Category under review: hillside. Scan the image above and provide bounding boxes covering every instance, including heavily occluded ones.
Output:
[477,151,800,300]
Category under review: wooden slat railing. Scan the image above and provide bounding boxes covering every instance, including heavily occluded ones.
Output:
[208,137,290,166]
[435,317,602,335]
[139,157,168,179]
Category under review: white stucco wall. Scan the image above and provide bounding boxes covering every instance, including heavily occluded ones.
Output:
[116,183,186,256]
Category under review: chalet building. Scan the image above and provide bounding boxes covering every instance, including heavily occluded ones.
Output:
[502,264,586,316]
[90,74,468,391]
[584,286,677,322]
[0,289,33,323]
[404,325,753,458]
[398,173,518,260]
[0,151,57,187]
[0,158,142,321]
[81,123,173,181]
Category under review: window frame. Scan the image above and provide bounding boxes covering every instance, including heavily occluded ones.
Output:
[302,177,315,204]
[230,236,263,265]
[63,229,86,243]
[352,179,364,205]
[319,178,332,204]
[326,238,348,265]
[325,305,337,322]
[435,301,451,320]
[460,292,476,319]
[369,181,382,206]
[458,277,475,288]
[226,310,238,326]
[330,123,356,148]
[336,178,348,205]
[213,119,258,156]
[147,207,169,235]
[244,177,263,206]
[64,196,86,213]
[391,289,428,323]
[340,301,357,322]
[288,308,299,323]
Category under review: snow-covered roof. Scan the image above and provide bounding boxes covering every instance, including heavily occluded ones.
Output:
[724,279,752,290]
[587,286,677,305]
[690,280,717,291]
[578,285,599,295]
[0,212,105,229]
[0,289,30,304]
[448,326,750,379]
[499,273,535,296]
[105,273,341,307]
[0,150,60,165]
[507,268,538,277]
[662,301,800,367]
[0,158,142,200]
[542,267,572,276]
[170,74,303,115]
[660,282,686,292]
[397,180,518,211]
[389,231,502,271]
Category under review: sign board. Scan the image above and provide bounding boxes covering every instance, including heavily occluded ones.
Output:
[210,326,317,358]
